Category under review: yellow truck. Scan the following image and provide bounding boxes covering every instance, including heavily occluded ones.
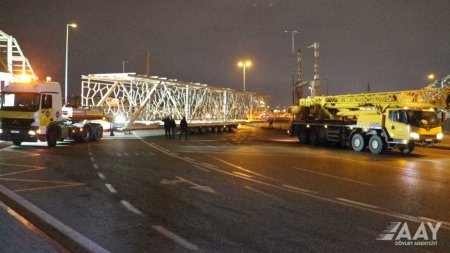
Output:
[290,78,449,154]
[0,81,104,147]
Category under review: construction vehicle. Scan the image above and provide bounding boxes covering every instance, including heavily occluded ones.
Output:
[0,80,104,147]
[290,75,450,154]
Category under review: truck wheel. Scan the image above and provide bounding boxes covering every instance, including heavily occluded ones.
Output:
[91,125,103,141]
[80,125,91,143]
[309,129,320,146]
[298,129,309,144]
[47,128,57,147]
[399,143,415,154]
[351,133,365,152]
[368,135,384,155]
[12,141,21,146]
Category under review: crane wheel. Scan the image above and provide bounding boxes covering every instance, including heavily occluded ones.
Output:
[368,135,384,155]
[399,142,415,154]
[351,133,365,152]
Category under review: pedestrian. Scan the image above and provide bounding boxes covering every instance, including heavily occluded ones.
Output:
[179,116,188,140]
[163,116,171,139]
[170,118,176,138]
[269,117,274,129]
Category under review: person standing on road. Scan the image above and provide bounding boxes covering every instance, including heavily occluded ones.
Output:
[179,116,188,140]
[269,117,274,129]
[170,118,176,138]
[163,116,171,139]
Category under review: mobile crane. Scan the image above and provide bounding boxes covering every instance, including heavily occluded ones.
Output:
[0,80,104,147]
[290,75,450,154]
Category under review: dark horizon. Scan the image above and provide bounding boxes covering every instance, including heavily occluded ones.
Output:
[1,0,449,107]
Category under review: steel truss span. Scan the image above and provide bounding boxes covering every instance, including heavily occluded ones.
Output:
[82,73,270,125]
[0,29,35,78]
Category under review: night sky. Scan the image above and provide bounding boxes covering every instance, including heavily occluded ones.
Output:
[1,0,449,107]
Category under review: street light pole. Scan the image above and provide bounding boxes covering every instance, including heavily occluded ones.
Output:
[284,30,300,104]
[122,60,128,73]
[65,23,77,105]
[238,60,252,92]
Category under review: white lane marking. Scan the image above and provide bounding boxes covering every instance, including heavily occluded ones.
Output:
[283,184,317,194]
[92,163,99,170]
[183,157,195,162]
[193,165,211,172]
[97,172,106,180]
[160,148,169,152]
[90,157,95,162]
[200,162,218,169]
[120,200,143,215]
[117,154,122,157]
[134,152,139,156]
[292,166,377,187]
[244,185,280,200]
[152,225,199,251]
[105,184,117,194]
[160,177,216,194]
[209,155,279,182]
[124,152,129,156]
[232,171,252,178]
[337,198,379,209]
[88,151,93,156]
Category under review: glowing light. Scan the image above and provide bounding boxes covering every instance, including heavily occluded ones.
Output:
[428,73,435,80]
[437,133,444,140]
[238,60,252,68]
[409,132,420,140]
[46,76,52,82]
[15,74,33,83]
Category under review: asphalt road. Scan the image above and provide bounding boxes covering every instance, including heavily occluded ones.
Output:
[0,126,449,252]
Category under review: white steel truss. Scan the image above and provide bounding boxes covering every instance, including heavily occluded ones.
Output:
[81,73,270,125]
[0,29,35,78]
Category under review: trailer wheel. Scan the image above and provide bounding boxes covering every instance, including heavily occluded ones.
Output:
[79,125,91,143]
[399,142,415,154]
[47,128,57,147]
[368,135,384,155]
[351,133,365,152]
[92,125,103,141]
[298,129,309,144]
[12,141,22,146]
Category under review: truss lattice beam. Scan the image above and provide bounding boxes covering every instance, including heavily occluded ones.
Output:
[82,73,270,125]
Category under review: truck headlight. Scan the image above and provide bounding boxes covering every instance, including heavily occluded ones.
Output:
[0,128,3,134]
[28,130,36,136]
[437,133,444,140]
[409,132,420,140]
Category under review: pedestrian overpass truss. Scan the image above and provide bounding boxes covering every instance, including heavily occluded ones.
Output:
[81,74,269,124]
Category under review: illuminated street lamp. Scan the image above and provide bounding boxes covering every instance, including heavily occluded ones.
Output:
[428,73,436,80]
[238,60,252,92]
[65,23,77,104]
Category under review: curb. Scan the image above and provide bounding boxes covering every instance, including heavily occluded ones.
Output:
[0,184,109,253]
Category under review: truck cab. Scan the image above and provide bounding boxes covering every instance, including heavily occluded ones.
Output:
[0,81,103,147]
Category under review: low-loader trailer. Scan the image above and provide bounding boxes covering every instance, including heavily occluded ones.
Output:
[0,81,104,147]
